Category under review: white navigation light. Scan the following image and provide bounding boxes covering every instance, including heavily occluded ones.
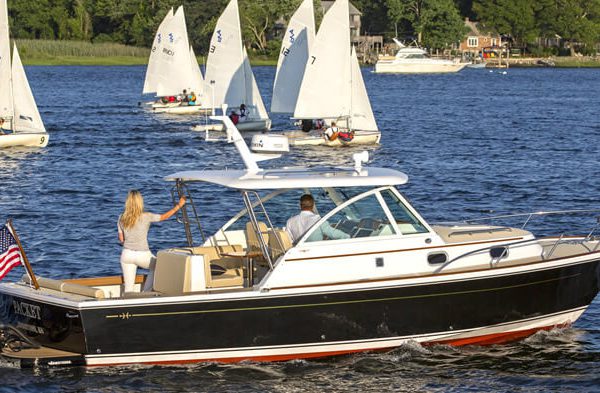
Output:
[353,151,369,171]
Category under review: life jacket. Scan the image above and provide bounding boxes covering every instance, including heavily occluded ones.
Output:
[337,130,354,142]
[168,96,176,102]
[230,113,239,125]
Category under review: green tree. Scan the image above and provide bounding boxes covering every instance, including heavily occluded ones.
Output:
[239,0,296,52]
[472,0,538,47]
[418,0,468,49]
[537,0,600,54]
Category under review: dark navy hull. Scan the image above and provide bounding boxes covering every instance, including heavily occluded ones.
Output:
[1,258,599,366]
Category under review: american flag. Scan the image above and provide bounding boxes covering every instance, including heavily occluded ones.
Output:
[0,224,23,280]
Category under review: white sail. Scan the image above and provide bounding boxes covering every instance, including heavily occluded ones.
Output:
[143,7,174,94]
[11,45,45,133]
[155,6,197,97]
[350,46,377,131]
[188,46,205,99]
[242,46,268,120]
[271,0,315,113]
[0,0,13,122]
[294,0,351,120]
[203,0,246,108]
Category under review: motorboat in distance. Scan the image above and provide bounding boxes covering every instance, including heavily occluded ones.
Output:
[1,117,598,367]
[375,39,468,74]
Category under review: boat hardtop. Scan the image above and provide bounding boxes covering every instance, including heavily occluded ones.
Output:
[164,166,408,190]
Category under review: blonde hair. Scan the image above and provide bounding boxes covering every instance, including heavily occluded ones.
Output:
[120,190,144,229]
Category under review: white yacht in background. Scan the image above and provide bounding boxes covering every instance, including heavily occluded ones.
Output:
[192,0,270,133]
[375,39,467,74]
[0,0,48,148]
[142,7,207,115]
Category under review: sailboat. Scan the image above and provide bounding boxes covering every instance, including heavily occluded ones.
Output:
[0,0,48,148]
[192,0,271,132]
[143,6,207,115]
[271,0,315,114]
[289,0,380,146]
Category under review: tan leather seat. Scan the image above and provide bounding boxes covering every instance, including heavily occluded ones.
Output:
[268,229,293,261]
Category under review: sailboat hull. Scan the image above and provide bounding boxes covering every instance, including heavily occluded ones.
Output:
[0,132,48,148]
[192,119,272,133]
[150,103,211,115]
[287,130,381,146]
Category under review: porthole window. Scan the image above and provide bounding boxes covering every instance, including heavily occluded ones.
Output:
[428,252,448,265]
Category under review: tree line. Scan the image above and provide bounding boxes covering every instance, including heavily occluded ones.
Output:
[7,0,600,54]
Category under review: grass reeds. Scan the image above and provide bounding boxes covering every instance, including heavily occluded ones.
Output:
[14,39,149,65]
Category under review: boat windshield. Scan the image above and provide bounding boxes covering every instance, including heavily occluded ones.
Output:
[221,186,373,233]
[302,187,428,242]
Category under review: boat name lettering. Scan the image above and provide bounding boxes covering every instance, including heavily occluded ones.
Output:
[13,300,41,320]
[162,48,175,56]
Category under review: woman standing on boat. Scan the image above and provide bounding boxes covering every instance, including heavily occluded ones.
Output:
[118,190,186,293]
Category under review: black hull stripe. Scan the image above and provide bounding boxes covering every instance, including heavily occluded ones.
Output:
[89,306,587,360]
[105,273,582,320]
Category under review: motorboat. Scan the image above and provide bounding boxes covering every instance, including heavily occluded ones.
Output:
[191,0,271,133]
[0,0,48,148]
[375,39,468,74]
[142,7,208,115]
[289,0,380,147]
[1,117,599,368]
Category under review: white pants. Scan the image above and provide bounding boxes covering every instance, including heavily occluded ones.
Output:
[120,249,156,293]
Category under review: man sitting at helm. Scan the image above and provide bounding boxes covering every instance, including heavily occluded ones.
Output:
[286,194,349,243]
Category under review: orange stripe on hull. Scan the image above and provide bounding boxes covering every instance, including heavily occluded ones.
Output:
[431,323,571,346]
[89,324,571,367]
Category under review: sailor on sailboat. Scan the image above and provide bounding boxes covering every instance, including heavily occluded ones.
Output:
[191,0,271,133]
[287,0,380,146]
[0,0,48,148]
[142,6,207,115]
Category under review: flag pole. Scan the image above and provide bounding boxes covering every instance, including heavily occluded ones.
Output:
[7,219,39,290]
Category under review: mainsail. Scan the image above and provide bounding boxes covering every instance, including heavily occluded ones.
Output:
[143,7,174,94]
[143,6,204,98]
[203,0,268,120]
[293,0,377,131]
[11,45,45,133]
[271,0,315,113]
[154,6,197,97]
[0,0,13,122]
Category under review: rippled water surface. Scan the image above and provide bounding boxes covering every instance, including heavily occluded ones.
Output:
[0,66,599,392]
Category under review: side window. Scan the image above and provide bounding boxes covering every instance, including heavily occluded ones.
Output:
[380,189,428,235]
[305,194,396,242]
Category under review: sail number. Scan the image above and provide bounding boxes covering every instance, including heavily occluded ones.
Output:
[310,56,316,64]
[40,136,45,144]
[281,47,290,57]
[210,45,216,53]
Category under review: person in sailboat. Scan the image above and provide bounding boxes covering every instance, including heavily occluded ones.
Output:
[0,118,4,134]
[324,121,340,141]
[187,91,197,106]
[179,90,188,103]
[239,104,248,122]
[118,190,186,293]
[229,110,240,125]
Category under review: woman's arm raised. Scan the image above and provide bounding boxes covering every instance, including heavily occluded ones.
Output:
[160,197,186,221]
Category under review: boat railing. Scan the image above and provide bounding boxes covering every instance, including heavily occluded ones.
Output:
[435,209,600,232]
[171,180,206,246]
[433,209,600,274]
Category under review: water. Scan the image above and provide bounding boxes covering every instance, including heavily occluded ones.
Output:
[1,66,599,392]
